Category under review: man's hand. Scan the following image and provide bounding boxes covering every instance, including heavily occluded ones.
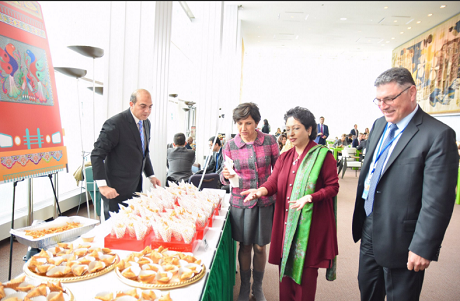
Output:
[407,251,431,272]
[99,186,119,199]
[288,195,312,211]
[150,176,161,188]
[241,189,261,203]
[222,166,235,179]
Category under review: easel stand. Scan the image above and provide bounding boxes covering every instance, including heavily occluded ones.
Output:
[8,173,62,280]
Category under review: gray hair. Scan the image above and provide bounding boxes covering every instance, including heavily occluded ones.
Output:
[374,67,415,88]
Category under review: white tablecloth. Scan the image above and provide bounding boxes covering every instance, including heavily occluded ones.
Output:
[21,193,231,301]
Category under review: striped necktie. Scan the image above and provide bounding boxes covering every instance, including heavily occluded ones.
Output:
[138,120,145,156]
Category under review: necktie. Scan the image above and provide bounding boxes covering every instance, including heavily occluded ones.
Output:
[364,124,398,216]
[138,120,145,156]
[321,124,323,135]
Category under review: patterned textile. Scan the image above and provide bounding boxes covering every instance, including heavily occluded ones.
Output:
[280,145,337,284]
[221,129,279,208]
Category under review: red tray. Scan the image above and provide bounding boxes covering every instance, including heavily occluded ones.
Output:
[196,217,210,240]
[104,230,154,252]
[150,231,199,253]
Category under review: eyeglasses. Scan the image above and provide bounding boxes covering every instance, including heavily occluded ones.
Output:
[373,85,412,105]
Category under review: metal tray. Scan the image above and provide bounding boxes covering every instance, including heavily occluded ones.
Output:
[10,216,99,249]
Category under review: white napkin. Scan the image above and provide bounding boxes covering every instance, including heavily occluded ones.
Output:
[224,157,240,188]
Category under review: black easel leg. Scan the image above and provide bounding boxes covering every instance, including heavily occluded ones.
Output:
[48,174,61,216]
[8,181,17,281]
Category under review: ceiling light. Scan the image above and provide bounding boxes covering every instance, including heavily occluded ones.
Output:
[440,5,446,8]
[400,32,404,34]
[394,20,397,23]
[391,37,395,39]
[386,41,390,43]
[428,14,433,17]
[417,21,421,24]
[384,6,388,9]
[295,35,299,39]
[340,17,347,21]
[406,19,414,24]
[408,27,412,29]
[305,14,309,20]
[291,16,294,18]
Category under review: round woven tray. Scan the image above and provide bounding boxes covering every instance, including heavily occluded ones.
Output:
[23,254,120,283]
[115,264,206,290]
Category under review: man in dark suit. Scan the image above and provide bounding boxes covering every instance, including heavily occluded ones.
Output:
[350,124,359,137]
[91,89,161,220]
[314,116,329,145]
[352,67,458,300]
[166,133,195,184]
[196,136,224,175]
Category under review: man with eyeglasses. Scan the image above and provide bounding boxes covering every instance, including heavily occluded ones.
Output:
[352,67,458,301]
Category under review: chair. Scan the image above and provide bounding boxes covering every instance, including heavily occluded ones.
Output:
[84,166,102,220]
[188,173,220,190]
[341,147,362,179]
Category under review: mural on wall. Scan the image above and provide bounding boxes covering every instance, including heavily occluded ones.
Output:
[392,12,460,115]
[0,1,67,183]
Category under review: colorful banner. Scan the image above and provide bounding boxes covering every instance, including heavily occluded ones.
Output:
[392,13,460,115]
[0,1,67,183]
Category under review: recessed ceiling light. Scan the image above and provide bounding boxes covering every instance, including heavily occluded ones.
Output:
[440,5,446,8]
[340,17,347,21]
[417,21,421,24]
[384,6,388,9]
[400,32,404,34]
[408,27,412,29]
[428,14,433,17]
[391,37,395,39]
[258,36,260,37]
[291,16,294,18]
[386,41,390,43]
[394,20,398,23]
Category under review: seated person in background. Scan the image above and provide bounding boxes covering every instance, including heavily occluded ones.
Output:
[347,133,353,144]
[356,133,367,151]
[278,133,287,151]
[166,133,195,185]
[352,135,359,147]
[333,134,348,148]
[196,136,224,175]
[185,136,195,151]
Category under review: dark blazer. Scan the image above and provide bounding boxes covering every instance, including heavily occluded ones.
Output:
[314,123,329,145]
[198,147,224,175]
[166,146,195,182]
[350,128,359,136]
[91,109,154,211]
[352,107,458,268]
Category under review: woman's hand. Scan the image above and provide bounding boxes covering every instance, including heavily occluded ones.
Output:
[241,189,262,203]
[222,166,235,179]
[288,195,313,211]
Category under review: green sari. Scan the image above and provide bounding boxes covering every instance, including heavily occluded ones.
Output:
[279,145,337,284]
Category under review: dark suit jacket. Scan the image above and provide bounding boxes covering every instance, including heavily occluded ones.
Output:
[314,123,329,145]
[350,128,359,136]
[352,107,458,268]
[91,109,154,204]
[166,146,195,182]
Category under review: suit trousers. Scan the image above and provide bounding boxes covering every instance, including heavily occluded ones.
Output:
[358,213,425,301]
[103,176,143,220]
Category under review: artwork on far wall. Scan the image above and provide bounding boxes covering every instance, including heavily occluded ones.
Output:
[392,12,460,115]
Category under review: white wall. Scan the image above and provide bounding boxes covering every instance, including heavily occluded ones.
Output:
[240,53,392,140]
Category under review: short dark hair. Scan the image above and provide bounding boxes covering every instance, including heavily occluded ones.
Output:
[173,133,186,146]
[233,102,261,124]
[209,136,221,146]
[284,107,317,141]
[374,67,415,88]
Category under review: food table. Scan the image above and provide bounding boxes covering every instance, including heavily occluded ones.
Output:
[14,193,236,301]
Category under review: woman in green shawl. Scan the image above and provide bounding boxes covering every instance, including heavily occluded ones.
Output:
[242,106,339,300]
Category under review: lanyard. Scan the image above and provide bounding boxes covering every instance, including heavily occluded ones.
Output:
[370,123,407,174]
